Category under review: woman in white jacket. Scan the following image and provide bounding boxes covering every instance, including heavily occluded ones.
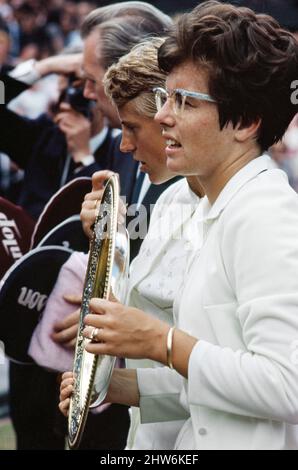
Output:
[61,2,298,449]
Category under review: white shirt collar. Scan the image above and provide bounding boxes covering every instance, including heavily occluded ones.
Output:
[136,171,151,208]
[199,154,274,223]
[90,126,109,154]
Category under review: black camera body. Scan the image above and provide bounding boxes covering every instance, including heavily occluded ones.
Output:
[59,74,93,118]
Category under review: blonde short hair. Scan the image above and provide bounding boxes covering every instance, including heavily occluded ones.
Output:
[103,37,166,118]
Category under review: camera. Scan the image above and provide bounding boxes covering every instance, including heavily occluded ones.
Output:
[58,74,93,118]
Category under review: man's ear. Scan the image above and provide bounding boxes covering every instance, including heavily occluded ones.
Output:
[235,118,262,143]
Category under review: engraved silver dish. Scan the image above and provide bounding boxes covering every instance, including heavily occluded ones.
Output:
[68,176,129,449]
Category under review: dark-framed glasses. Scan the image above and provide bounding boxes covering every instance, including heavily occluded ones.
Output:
[153,87,217,116]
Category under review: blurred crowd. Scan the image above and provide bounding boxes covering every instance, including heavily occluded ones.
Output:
[0,0,97,64]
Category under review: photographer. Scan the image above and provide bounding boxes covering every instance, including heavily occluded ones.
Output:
[0,52,122,219]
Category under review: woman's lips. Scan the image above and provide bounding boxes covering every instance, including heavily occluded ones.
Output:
[165,144,182,157]
[164,137,182,156]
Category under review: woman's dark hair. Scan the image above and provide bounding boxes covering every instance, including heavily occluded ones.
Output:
[158,1,298,151]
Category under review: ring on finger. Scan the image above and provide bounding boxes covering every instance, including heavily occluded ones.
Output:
[89,327,99,342]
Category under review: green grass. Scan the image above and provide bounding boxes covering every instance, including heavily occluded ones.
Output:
[0,419,16,450]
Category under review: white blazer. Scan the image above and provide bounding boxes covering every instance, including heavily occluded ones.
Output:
[137,156,298,450]
[126,178,201,449]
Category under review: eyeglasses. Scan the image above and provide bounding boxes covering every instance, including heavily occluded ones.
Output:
[153,87,217,116]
